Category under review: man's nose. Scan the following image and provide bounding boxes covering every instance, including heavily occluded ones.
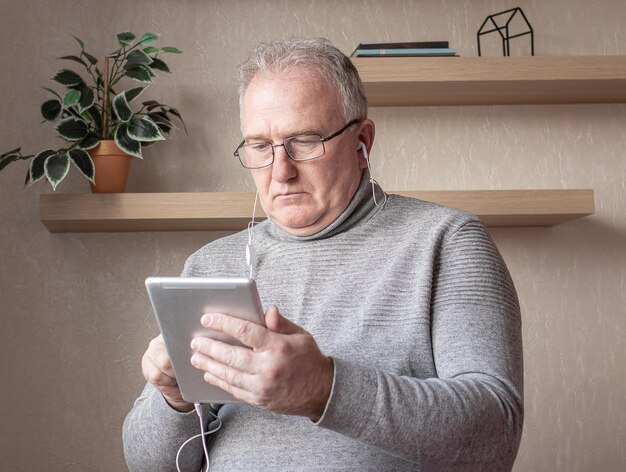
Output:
[271,145,297,183]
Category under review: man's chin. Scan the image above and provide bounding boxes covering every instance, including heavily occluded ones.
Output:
[271,212,325,236]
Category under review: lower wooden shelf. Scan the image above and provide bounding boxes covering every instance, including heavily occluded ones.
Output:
[39,189,594,232]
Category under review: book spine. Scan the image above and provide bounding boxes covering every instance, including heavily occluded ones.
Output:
[356,41,449,49]
[354,54,459,58]
[354,48,456,56]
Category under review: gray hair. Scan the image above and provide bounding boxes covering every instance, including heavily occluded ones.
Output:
[236,38,368,122]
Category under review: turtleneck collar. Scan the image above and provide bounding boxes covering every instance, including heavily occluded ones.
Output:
[265,169,385,242]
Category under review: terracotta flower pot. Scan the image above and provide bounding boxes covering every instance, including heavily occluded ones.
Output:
[87,140,133,193]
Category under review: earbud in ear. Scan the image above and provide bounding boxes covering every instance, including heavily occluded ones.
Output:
[358,141,369,161]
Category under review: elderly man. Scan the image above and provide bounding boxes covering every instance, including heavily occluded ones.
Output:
[123,38,523,471]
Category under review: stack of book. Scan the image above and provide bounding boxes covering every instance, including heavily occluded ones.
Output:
[350,41,457,58]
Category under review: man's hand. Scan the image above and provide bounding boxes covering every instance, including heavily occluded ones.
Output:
[142,334,194,412]
[190,305,334,421]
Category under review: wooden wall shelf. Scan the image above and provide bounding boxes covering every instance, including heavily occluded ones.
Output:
[352,56,626,106]
[40,189,594,232]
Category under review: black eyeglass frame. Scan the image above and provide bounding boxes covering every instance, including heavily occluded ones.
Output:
[234,119,360,169]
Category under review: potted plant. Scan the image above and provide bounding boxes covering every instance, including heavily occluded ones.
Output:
[0,31,185,192]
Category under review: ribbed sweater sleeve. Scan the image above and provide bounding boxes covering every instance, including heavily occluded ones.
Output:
[315,220,524,470]
[122,382,208,472]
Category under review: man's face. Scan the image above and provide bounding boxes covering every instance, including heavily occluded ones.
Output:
[241,69,368,236]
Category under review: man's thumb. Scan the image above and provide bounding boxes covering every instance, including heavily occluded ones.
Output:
[264,305,301,334]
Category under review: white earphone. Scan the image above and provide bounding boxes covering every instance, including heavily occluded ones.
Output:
[246,191,259,278]
[358,141,387,208]
[358,141,369,160]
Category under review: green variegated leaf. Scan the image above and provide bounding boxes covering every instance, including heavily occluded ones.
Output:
[52,69,84,87]
[66,107,85,121]
[142,100,161,111]
[143,46,159,54]
[72,35,85,50]
[87,107,103,130]
[1,147,21,159]
[58,55,88,68]
[149,58,170,73]
[124,65,154,83]
[69,148,95,182]
[41,99,62,121]
[44,151,70,191]
[126,49,153,66]
[148,112,174,133]
[166,107,187,133]
[113,91,132,122]
[138,32,159,45]
[78,87,95,112]
[63,89,81,107]
[0,153,20,172]
[0,149,32,172]
[42,87,62,99]
[161,46,182,54]
[144,104,186,133]
[114,123,142,158]
[125,86,146,102]
[55,118,88,141]
[127,116,164,142]
[30,149,56,184]
[117,32,136,46]
[140,139,157,148]
[83,51,98,65]
[78,133,101,150]
[79,109,91,121]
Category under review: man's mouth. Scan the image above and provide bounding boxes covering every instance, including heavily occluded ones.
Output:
[275,192,306,199]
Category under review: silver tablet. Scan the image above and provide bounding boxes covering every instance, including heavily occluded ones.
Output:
[145,276,265,404]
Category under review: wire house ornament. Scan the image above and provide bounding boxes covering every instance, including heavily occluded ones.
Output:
[477,7,534,56]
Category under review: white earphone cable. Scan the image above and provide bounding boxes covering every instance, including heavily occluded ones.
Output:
[175,403,221,472]
[246,191,259,279]
[360,143,387,208]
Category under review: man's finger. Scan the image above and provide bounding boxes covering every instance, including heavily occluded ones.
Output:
[148,346,175,378]
[143,356,178,387]
[202,371,255,404]
[191,337,255,373]
[192,353,253,391]
[201,312,268,349]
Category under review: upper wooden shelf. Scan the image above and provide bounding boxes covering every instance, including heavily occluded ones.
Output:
[351,56,626,106]
[40,189,594,232]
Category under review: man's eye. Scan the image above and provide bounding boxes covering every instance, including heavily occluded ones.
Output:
[248,143,270,152]
[290,136,319,147]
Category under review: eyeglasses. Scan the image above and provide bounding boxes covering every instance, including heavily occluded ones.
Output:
[234,119,359,169]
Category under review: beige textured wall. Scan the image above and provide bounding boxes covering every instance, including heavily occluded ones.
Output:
[1,0,624,470]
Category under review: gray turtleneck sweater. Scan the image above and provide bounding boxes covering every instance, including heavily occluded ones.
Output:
[123,172,523,471]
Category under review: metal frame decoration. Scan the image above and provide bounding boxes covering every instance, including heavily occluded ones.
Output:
[477,7,534,56]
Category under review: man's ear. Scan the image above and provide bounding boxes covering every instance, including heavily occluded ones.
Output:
[357,119,375,150]
[357,119,375,168]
